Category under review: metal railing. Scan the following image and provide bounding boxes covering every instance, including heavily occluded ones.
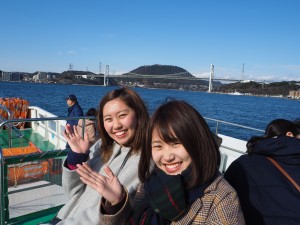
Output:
[0,105,24,147]
[0,115,96,225]
[204,116,264,135]
[0,149,68,225]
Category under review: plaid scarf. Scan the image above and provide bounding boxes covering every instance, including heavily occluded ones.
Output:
[127,167,213,225]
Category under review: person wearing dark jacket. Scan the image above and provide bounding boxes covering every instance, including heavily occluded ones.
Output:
[65,94,83,149]
[66,94,83,128]
[224,119,300,225]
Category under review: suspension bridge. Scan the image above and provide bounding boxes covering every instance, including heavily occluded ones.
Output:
[103,65,248,92]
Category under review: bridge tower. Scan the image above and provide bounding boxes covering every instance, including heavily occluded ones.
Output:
[241,63,244,81]
[208,64,214,92]
[104,65,109,86]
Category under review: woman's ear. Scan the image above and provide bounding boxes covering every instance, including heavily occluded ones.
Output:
[286,131,294,137]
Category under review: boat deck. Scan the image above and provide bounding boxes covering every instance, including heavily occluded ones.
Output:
[0,128,56,151]
[8,180,67,219]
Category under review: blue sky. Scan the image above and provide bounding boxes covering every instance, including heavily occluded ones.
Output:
[1,0,300,82]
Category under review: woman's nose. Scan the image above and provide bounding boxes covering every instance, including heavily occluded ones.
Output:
[163,147,175,161]
[113,119,122,129]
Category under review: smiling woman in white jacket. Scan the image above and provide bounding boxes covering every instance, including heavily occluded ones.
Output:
[47,88,149,225]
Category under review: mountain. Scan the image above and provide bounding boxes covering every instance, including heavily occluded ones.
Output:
[113,64,217,91]
[60,70,96,77]
[125,64,194,77]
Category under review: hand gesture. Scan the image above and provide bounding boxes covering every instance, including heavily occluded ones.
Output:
[76,163,123,205]
[63,124,90,153]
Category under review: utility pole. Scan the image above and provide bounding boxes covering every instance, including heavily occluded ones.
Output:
[208,64,214,92]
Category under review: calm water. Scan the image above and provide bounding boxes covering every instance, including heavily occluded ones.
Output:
[1,82,300,140]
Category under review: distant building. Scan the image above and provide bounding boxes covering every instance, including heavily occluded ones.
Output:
[33,71,55,81]
[47,74,56,79]
[2,72,12,81]
[288,90,300,99]
[1,72,20,81]
[36,71,47,81]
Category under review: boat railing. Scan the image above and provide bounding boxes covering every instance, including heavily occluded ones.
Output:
[0,114,96,225]
[204,117,265,173]
[204,116,264,136]
[0,148,68,225]
[0,105,24,144]
[0,115,95,149]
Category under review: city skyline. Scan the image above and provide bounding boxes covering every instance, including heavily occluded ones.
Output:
[1,0,300,81]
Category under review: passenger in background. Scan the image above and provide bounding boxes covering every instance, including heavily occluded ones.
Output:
[77,100,245,225]
[224,119,300,225]
[65,94,83,129]
[51,88,149,225]
[65,94,83,149]
[77,107,99,146]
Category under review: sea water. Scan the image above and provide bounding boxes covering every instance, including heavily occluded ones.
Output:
[1,81,300,140]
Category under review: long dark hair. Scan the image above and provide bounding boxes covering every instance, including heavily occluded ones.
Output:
[98,88,149,163]
[247,119,300,153]
[139,100,220,188]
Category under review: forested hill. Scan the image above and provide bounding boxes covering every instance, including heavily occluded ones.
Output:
[218,81,300,96]
[127,64,194,77]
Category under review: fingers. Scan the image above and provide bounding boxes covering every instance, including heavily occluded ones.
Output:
[65,124,72,134]
[104,166,115,180]
[63,130,69,140]
[83,131,89,142]
[64,125,75,138]
[73,125,79,136]
[77,163,105,182]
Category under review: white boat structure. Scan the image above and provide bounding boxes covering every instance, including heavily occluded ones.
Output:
[228,90,243,95]
[0,100,264,225]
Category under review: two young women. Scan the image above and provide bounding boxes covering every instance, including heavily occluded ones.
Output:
[77,100,245,224]
[53,88,149,225]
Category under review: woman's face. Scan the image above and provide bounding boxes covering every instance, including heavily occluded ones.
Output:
[103,98,137,146]
[151,129,192,175]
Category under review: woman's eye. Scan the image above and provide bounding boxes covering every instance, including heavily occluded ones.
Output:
[104,118,112,122]
[152,145,161,149]
[119,114,127,118]
[171,142,180,146]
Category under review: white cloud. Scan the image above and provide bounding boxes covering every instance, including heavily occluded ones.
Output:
[67,50,77,55]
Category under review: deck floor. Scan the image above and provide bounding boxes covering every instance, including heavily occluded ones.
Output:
[0,128,55,151]
[8,180,67,219]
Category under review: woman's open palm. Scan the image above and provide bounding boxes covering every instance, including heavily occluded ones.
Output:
[76,163,123,205]
[63,124,90,153]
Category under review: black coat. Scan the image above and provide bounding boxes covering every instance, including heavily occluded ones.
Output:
[224,136,300,225]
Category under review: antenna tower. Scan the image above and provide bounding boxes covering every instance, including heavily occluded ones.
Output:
[99,62,102,74]
[69,63,73,71]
